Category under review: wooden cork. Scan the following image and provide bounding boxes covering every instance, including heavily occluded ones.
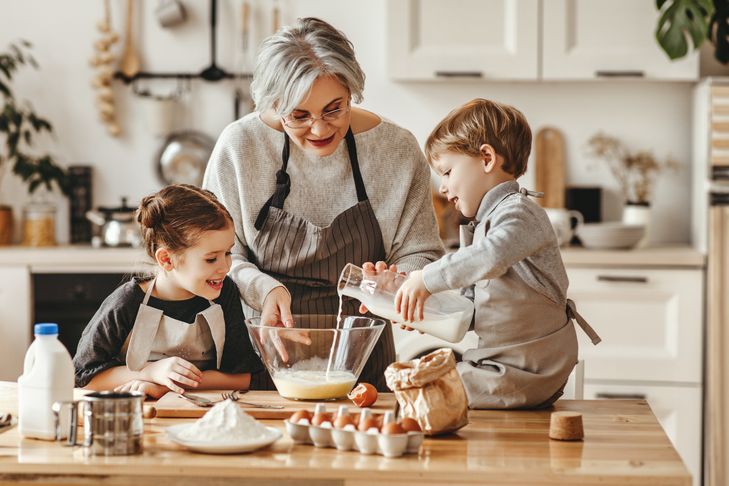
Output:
[549,411,584,441]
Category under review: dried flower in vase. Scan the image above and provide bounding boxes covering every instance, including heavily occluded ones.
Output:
[586,132,679,205]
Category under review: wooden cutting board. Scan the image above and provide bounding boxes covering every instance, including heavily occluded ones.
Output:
[154,390,397,419]
[535,127,566,208]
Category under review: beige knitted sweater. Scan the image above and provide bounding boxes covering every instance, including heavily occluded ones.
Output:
[203,113,444,310]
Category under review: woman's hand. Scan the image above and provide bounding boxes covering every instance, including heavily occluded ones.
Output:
[260,286,310,362]
[140,357,202,394]
[261,286,294,326]
[395,270,431,322]
[359,261,401,314]
[114,379,169,399]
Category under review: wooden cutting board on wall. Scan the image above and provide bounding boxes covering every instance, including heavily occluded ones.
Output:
[535,127,566,208]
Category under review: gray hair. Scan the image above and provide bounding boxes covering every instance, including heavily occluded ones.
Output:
[250,17,365,115]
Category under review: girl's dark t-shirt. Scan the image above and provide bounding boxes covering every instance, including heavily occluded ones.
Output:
[73,276,262,387]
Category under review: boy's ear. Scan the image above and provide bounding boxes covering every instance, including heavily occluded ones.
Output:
[155,247,174,271]
[480,144,498,173]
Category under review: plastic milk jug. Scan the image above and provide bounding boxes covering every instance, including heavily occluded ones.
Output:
[18,323,74,440]
[337,264,474,343]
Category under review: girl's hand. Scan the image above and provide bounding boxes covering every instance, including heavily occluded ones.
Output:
[114,379,169,399]
[141,357,202,394]
[395,270,431,322]
[359,261,402,314]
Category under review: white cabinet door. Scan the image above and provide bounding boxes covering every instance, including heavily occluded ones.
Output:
[568,268,703,383]
[0,266,31,381]
[542,0,698,80]
[584,383,702,486]
[387,0,539,80]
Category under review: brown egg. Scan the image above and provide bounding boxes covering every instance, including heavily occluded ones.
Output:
[289,410,312,424]
[358,416,379,432]
[334,413,355,429]
[382,422,405,435]
[399,417,421,432]
[348,382,378,408]
[311,412,332,427]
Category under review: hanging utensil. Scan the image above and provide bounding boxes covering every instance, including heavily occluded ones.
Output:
[155,130,215,186]
[119,0,141,79]
[272,0,280,33]
[199,0,226,81]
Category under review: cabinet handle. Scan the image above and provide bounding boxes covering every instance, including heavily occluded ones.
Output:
[435,71,483,78]
[596,275,648,283]
[595,70,645,78]
[595,392,647,400]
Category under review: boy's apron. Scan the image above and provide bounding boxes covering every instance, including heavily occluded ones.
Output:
[121,277,226,372]
[456,191,601,409]
[246,127,394,391]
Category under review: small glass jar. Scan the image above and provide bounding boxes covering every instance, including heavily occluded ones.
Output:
[22,202,56,247]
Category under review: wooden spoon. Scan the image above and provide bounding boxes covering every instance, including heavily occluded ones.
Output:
[119,0,140,78]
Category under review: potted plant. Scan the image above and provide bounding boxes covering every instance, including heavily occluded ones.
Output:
[586,132,679,245]
[0,40,71,245]
[655,0,729,63]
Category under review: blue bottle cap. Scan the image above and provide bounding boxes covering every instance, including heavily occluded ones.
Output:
[34,323,59,335]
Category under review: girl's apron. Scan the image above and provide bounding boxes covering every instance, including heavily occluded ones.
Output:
[456,191,601,409]
[122,278,226,372]
[247,127,395,391]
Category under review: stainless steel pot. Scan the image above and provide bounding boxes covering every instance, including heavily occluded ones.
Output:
[86,197,142,247]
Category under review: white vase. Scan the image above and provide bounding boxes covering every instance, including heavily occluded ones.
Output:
[622,203,651,248]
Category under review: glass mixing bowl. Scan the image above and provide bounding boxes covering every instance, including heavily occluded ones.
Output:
[245,315,386,401]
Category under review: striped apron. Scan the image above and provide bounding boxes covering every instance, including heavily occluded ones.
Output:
[246,127,395,391]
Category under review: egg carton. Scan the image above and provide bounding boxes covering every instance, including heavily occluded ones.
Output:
[284,408,423,458]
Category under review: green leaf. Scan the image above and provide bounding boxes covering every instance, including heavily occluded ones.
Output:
[655,0,713,60]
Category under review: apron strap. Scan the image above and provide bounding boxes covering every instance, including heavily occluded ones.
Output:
[566,298,601,345]
[142,276,156,305]
[344,127,368,202]
[254,126,365,230]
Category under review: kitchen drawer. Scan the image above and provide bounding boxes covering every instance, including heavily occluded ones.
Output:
[584,383,702,486]
[568,268,703,383]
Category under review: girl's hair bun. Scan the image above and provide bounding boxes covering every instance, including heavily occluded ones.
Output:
[137,195,165,229]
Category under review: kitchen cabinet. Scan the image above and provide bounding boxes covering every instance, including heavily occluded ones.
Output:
[386,0,539,80]
[0,265,32,381]
[542,0,697,80]
[387,0,698,81]
[570,266,704,486]
[584,383,702,486]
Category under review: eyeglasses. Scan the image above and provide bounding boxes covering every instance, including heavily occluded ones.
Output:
[282,103,351,129]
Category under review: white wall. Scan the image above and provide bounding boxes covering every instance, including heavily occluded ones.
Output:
[0,0,693,244]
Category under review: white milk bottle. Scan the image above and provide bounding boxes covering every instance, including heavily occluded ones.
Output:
[337,264,474,343]
[18,323,74,440]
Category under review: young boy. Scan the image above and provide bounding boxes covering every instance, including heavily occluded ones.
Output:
[396,98,600,409]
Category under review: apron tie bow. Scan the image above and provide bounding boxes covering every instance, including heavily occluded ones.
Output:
[567,298,601,345]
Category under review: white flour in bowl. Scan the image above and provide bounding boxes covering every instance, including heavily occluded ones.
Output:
[177,399,273,442]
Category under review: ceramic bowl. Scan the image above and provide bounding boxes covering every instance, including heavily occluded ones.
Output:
[576,222,645,250]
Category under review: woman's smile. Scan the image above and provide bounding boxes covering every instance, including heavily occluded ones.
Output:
[307,133,335,148]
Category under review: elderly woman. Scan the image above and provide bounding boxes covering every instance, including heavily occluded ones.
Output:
[203,17,443,390]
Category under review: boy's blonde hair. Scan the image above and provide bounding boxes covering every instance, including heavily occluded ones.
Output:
[425,98,532,178]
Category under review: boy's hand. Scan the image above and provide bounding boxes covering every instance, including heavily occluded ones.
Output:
[395,270,431,322]
[141,357,202,394]
[114,379,169,399]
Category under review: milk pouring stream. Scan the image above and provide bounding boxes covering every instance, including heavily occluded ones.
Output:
[18,323,74,440]
[336,264,474,343]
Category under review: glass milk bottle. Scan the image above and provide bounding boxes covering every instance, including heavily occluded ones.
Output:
[337,264,474,343]
[18,323,74,440]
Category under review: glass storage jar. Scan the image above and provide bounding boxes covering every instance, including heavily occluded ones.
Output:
[22,202,56,246]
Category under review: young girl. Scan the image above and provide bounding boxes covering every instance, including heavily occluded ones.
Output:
[73,184,262,399]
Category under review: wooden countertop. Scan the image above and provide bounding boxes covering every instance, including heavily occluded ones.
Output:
[0,383,691,485]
